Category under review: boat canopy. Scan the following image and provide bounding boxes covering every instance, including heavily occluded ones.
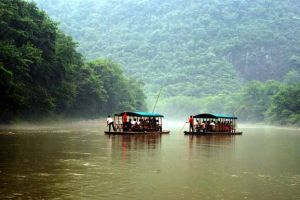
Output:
[115,111,164,118]
[193,113,237,119]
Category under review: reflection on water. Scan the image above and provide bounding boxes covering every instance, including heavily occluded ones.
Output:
[107,134,162,161]
[0,123,300,200]
[187,135,235,147]
[108,134,161,150]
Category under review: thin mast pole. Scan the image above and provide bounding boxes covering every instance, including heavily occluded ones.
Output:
[152,86,163,113]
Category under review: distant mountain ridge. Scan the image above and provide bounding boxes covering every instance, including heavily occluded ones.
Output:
[33,0,300,99]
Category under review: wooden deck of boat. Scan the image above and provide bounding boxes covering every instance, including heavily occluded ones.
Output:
[184,131,242,135]
[105,131,170,135]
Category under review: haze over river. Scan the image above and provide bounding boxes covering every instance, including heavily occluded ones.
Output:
[0,120,299,200]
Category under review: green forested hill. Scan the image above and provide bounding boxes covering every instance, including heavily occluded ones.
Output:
[33,0,300,95]
[31,0,300,123]
[2,0,299,124]
[0,0,146,122]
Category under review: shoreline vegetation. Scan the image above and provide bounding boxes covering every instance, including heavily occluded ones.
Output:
[33,0,300,126]
[0,0,146,123]
[1,0,299,126]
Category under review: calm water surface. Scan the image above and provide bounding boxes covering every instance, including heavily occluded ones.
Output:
[0,122,300,200]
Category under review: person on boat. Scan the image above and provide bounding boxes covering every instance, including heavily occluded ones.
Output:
[232,121,236,133]
[210,121,216,132]
[107,115,116,132]
[195,120,201,132]
[206,121,211,131]
[123,112,128,131]
[117,119,122,131]
[201,120,206,132]
[216,121,220,132]
[131,118,137,131]
[135,119,141,131]
[220,121,224,132]
[224,121,230,132]
[138,118,143,130]
[150,117,156,129]
[155,119,160,131]
[188,116,194,132]
[127,119,132,131]
[131,118,137,125]
[158,121,162,132]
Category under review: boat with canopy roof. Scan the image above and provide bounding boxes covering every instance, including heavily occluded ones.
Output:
[184,113,242,135]
[105,111,170,135]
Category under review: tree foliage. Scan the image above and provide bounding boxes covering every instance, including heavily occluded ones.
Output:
[0,0,146,122]
[1,0,299,125]
[32,0,300,125]
[33,0,300,95]
[267,84,300,125]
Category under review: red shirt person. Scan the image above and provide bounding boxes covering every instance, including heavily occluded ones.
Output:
[188,116,194,132]
[123,112,128,131]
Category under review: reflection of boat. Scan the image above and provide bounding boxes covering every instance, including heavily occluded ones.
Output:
[105,112,170,135]
[107,134,162,161]
[108,134,162,149]
[188,135,235,146]
[184,113,242,135]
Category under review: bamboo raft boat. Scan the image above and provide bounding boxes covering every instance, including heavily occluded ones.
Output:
[184,131,242,135]
[184,113,243,135]
[105,131,170,135]
[105,111,170,135]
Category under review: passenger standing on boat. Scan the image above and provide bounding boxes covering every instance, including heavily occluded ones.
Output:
[107,115,116,132]
[188,116,194,132]
[123,112,128,131]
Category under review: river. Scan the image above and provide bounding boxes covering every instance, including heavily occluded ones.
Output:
[0,120,299,199]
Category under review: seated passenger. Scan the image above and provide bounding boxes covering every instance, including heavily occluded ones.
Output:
[201,121,206,132]
[131,118,139,131]
[131,118,137,125]
[210,121,216,132]
[155,120,160,131]
[202,121,208,132]
[127,119,132,131]
[195,120,201,132]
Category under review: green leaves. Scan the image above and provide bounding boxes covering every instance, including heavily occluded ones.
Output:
[0,0,146,122]
[267,84,300,125]
[87,59,147,115]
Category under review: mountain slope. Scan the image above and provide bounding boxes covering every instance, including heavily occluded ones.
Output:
[33,0,300,104]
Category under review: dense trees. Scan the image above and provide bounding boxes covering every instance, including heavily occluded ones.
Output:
[224,81,299,126]
[32,0,300,125]
[83,60,146,117]
[0,0,146,122]
[235,81,283,122]
[33,0,300,90]
[1,0,299,125]
[267,84,300,125]
[156,81,300,125]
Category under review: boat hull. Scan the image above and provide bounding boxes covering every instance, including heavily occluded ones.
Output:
[184,131,242,135]
[105,131,170,135]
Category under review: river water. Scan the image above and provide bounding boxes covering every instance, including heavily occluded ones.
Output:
[0,121,299,200]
